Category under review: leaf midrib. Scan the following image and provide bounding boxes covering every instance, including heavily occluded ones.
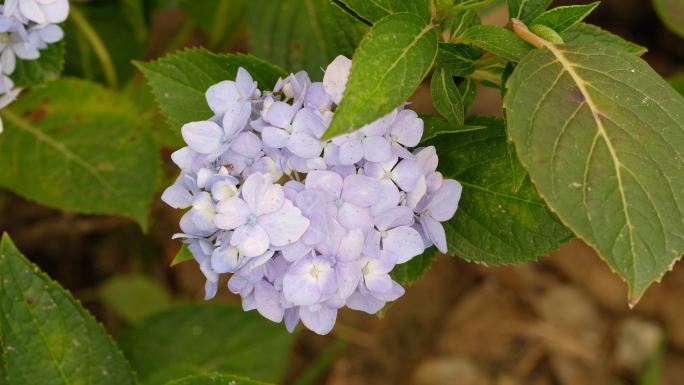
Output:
[1,108,119,206]
[544,43,638,282]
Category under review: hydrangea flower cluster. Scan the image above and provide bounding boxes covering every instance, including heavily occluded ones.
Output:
[163,55,462,335]
[0,0,69,133]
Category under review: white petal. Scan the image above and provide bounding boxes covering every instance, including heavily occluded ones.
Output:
[338,139,363,165]
[392,159,422,192]
[323,55,351,104]
[221,101,251,138]
[254,281,284,322]
[181,121,223,154]
[261,126,290,149]
[362,136,393,163]
[426,179,462,221]
[259,200,310,247]
[384,226,425,264]
[337,229,364,261]
[206,80,240,114]
[305,170,343,200]
[420,214,447,253]
[299,305,337,335]
[341,174,380,207]
[232,224,270,257]
[288,132,322,159]
[215,197,250,230]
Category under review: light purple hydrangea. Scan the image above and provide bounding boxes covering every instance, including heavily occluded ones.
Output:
[0,0,69,133]
[163,55,462,335]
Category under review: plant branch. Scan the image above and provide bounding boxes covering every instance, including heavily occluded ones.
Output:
[69,7,118,88]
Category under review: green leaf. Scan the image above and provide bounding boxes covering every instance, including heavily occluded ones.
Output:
[391,247,439,284]
[170,243,194,266]
[653,0,684,38]
[182,0,247,49]
[166,374,272,385]
[530,2,600,32]
[323,13,438,139]
[504,42,684,301]
[11,40,65,87]
[0,234,137,385]
[420,115,485,142]
[560,23,647,56]
[247,0,366,79]
[136,49,285,131]
[0,78,159,228]
[98,274,172,324]
[336,0,430,23]
[670,75,684,96]
[442,9,480,39]
[431,68,465,124]
[435,43,482,77]
[507,0,553,22]
[426,117,573,264]
[529,24,564,44]
[461,25,534,62]
[166,374,270,385]
[459,78,478,113]
[118,303,294,385]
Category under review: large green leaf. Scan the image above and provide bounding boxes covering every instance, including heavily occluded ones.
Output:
[0,78,159,228]
[461,25,534,62]
[335,0,430,23]
[0,234,137,385]
[560,23,647,56]
[118,303,294,385]
[323,12,438,139]
[166,374,272,385]
[504,42,684,301]
[653,0,684,38]
[136,49,286,131]
[507,0,553,22]
[11,41,65,87]
[426,117,572,264]
[671,75,684,96]
[247,0,366,79]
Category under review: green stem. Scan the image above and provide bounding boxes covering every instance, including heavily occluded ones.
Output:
[209,0,231,49]
[511,18,548,49]
[69,7,118,89]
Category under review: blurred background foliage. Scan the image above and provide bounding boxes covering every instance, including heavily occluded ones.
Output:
[1,0,684,384]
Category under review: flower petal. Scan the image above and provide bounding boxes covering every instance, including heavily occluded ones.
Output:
[323,55,351,104]
[232,224,270,257]
[181,121,223,154]
[420,214,447,253]
[205,80,240,115]
[362,136,393,163]
[259,200,310,247]
[427,179,462,222]
[299,305,337,335]
[254,281,284,322]
[264,101,296,128]
[305,170,343,200]
[338,139,363,165]
[342,174,380,207]
[390,109,423,147]
[384,226,425,264]
[215,197,250,230]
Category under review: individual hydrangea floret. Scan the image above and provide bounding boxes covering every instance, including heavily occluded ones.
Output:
[163,55,462,335]
[0,0,69,133]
